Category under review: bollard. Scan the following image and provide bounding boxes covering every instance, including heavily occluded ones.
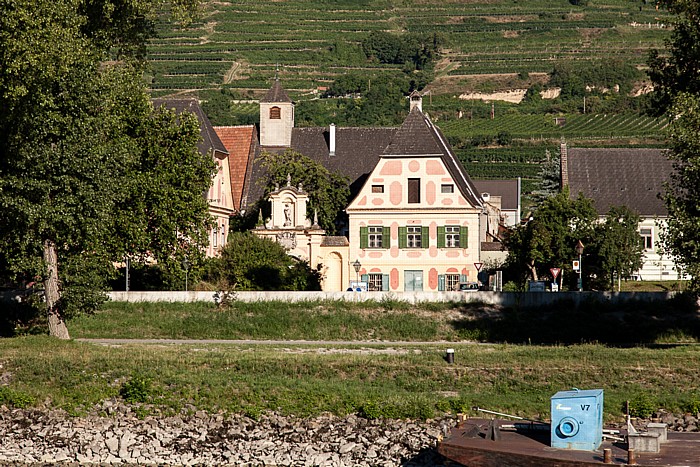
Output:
[603,448,612,464]
[446,348,455,364]
[628,448,637,465]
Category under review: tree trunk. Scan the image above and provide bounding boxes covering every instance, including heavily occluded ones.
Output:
[43,239,70,340]
[528,262,538,282]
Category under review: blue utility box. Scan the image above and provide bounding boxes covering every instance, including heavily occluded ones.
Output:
[550,389,604,451]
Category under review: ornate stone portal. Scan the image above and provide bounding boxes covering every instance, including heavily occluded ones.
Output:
[253,176,349,291]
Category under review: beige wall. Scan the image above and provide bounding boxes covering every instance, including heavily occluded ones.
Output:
[347,157,482,291]
[259,101,293,147]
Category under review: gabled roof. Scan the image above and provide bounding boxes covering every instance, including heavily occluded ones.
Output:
[214,125,257,212]
[473,179,520,210]
[248,127,397,206]
[152,98,228,158]
[383,108,483,208]
[566,148,672,217]
[261,79,292,103]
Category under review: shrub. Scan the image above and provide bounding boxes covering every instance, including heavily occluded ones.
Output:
[120,376,153,403]
[0,387,35,408]
[628,393,657,418]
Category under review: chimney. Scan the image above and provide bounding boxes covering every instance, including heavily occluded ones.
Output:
[329,123,336,156]
[560,139,569,188]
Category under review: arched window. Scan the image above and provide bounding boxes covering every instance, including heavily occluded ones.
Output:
[269,106,281,119]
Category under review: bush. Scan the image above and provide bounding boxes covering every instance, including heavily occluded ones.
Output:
[628,393,657,418]
[120,376,154,404]
[0,387,35,408]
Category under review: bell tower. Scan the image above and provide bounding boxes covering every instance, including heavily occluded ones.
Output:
[259,78,294,147]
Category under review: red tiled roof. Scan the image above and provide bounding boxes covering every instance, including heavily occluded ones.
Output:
[214,126,257,211]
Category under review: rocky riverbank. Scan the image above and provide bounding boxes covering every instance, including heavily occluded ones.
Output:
[2,402,698,466]
[0,402,455,466]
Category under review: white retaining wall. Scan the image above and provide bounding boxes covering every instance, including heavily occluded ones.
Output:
[107,291,675,307]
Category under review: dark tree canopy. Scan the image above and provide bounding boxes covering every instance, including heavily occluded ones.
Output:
[647,0,700,114]
[0,0,214,338]
[258,150,350,234]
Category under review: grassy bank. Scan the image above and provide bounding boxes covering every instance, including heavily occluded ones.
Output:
[1,336,699,422]
[66,296,700,345]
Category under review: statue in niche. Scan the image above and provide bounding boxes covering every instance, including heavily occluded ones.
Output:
[284,203,292,227]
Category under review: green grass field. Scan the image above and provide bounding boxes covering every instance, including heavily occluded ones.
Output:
[2,297,699,420]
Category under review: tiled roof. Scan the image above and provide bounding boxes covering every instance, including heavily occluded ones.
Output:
[321,236,350,247]
[566,148,672,216]
[473,179,519,210]
[152,98,228,158]
[481,241,505,252]
[383,108,483,208]
[214,125,257,211]
[261,79,292,103]
[248,127,397,206]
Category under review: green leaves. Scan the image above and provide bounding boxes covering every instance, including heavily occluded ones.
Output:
[259,149,350,234]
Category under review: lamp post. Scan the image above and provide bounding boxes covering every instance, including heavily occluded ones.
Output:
[352,259,361,287]
[575,240,584,292]
[183,257,190,292]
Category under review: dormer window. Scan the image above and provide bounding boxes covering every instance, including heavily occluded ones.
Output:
[270,106,281,119]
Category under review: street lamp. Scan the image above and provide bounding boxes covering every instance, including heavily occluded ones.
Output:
[183,257,190,292]
[352,259,361,286]
[575,240,584,292]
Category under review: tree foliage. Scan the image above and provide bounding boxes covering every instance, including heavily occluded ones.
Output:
[647,0,700,114]
[589,206,645,291]
[257,150,350,234]
[661,92,700,287]
[204,232,321,291]
[0,0,214,338]
[504,189,596,286]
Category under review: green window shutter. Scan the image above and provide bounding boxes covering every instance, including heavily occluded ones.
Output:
[422,226,429,248]
[460,226,468,249]
[438,275,445,291]
[360,226,368,249]
[383,226,391,249]
[460,274,467,283]
[399,227,407,248]
[382,274,390,291]
[361,274,369,283]
[437,226,445,248]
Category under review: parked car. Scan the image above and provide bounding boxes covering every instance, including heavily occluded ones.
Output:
[458,282,480,292]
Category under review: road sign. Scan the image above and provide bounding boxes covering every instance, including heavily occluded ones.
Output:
[572,260,580,272]
[474,262,483,272]
[550,267,561,280]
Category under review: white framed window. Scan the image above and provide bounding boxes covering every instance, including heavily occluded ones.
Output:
[212,227,218,247]
[446,274,460,291]
[372,185,384,193]
[640,227,653,250]
[221,226,226,247]
[368,226,383,248]
[368,274,383,291]
[407,226,422,248]
[441,184,454,194]
[445,226,460,248]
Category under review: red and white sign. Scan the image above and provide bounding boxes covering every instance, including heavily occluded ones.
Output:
[474,262,483,272]
[572,260,580,272]
[550,268,561,280]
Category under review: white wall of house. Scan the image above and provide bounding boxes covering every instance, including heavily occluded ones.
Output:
[636,217,685,281]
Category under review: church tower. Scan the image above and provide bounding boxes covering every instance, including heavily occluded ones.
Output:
[259,78,294,147]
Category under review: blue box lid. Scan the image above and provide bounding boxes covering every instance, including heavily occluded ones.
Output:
[551,388,603,400]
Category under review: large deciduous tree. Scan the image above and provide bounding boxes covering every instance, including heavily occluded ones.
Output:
[0,0,213,338]
[589,206,645,291]
[258,150,350,234]
[504,189,596,287]
[660,93,700,287]
[647,0,700,114]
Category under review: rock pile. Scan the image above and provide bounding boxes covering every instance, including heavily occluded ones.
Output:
[0,402,455,466]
